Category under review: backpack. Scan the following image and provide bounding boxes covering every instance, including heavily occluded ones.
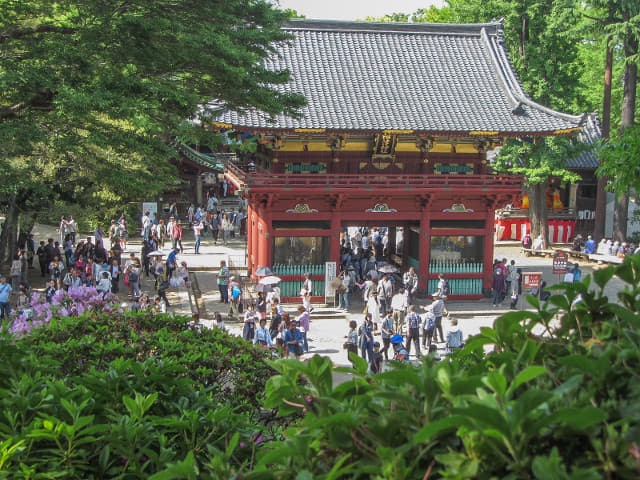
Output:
[442,280,450,296]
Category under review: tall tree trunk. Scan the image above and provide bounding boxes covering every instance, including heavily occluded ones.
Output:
[0,195,19,270]
[594,40,612,241]
[614,30,638,242]
[529,182,548,247]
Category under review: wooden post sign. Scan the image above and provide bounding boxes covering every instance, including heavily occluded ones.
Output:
[552,251,568,287]
[521,271,542,310]
[552,251,568,274]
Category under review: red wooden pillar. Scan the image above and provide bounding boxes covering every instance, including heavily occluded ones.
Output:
[252,210,260,270]
[330,213,342,265]
[418,213,430,291]
[264,211,273,268]
[483,210,495,294]
[257,217,266,269]
[246,203,253,273]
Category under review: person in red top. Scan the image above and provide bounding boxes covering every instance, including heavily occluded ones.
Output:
[172,222,183,253]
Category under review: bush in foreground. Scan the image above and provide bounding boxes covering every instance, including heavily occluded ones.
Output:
[0,312,277,478]
[253,257,640,479]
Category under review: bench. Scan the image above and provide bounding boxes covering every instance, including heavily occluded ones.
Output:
[521,248,555,258]
[552,247,591,262]
[588,254,624,265]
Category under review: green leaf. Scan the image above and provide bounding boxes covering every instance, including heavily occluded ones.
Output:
[506,366,547,397]
[413,415,466,443]
[553,407,606,430]
[149,451,198,480]
[593,267,615,290]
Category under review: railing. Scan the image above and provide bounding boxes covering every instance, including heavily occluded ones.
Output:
[224,159,522,192]
[497,207,578,220]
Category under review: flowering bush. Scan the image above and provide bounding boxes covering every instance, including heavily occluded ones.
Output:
[8,286,122,336]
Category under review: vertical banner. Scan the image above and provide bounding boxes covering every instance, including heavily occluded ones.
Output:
[325,261,337,303]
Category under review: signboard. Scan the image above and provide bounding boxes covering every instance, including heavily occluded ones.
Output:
[324,261,337,301]
[552,251,568,274]
[522,272,542,290]
[141,202,158,218]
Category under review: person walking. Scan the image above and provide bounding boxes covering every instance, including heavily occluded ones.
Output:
[155,267,170,307]
[300,272,313,312]
[296,305,311,353]
[193,220,203,254]
[405,305,422,357]
[172,222,183,253]
[0,276,12,319]
[344,320,359,366]
[360,313,375,364]
[217,260,229,303]
[380,310,394,361]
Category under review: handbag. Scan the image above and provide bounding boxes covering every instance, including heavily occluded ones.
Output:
[343,341,355,350]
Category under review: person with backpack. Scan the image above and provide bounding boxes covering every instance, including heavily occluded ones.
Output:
[435,273,450,298]
[155,267,170,307]
[405,305,422,357]
[421,304,436,350]
[229,276,242,317]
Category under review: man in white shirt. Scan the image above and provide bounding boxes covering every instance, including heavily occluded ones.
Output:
[390,288,408,334]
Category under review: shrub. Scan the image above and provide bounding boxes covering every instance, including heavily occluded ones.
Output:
[250,256,640,479]
[0,310,277,478]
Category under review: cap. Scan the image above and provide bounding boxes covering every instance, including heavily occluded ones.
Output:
[365,313,372,319]
[373,341,380,347]
[390,334,403,344]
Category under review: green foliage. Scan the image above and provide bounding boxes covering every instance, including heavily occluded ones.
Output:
[597,124,640,197]
[0,310,278,478]
[492,136,584,186]
[0,0,306,232]
[251,255,640,479]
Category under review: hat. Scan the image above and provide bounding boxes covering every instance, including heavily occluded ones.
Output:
[365,313,372,319]
[390,334,404,344]
[373,341,380,347]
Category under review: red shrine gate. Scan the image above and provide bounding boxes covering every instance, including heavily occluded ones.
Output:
[228,163,522,300]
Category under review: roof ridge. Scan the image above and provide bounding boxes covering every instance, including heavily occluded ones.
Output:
[482,28,584,127]
[284,18,503,36]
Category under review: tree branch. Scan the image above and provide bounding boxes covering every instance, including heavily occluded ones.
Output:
[0,25,76,44]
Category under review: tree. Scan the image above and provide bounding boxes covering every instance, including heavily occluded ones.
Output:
[597,124,640,197]
[492,137,582,246]
[585,0,640,241]
[0,0,306,266]
[444,0,587,112]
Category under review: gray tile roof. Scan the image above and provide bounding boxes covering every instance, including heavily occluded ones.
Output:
[212,19,585,134]
[567,111,601,169]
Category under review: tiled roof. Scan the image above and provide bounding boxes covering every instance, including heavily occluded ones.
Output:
[567,111,601,169]
[212,19,585,135]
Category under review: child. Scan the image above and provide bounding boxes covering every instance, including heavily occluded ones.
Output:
[242,304,258,341]
[215,312,226,331]
[390,334,409,363]
[421,305,436,350]
[445,318,464,351]
[343,320,359,365]
[253,318,273,348]
[370,342,383,374]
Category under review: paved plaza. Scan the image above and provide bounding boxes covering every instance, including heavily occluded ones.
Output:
[25,222,630,368]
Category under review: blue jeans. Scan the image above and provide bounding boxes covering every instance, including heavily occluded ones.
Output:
[194,236,201,254]
[361,337,374,364]
[493,288,503,305]
[302,331,309,352]
[0,302,10,319]
[338,292,349,310]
